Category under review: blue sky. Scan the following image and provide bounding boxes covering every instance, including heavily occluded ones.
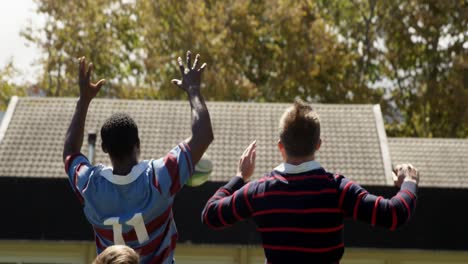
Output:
[0,0,42,83]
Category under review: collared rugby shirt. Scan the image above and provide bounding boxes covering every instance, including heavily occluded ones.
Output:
[202,161,418,264]
[65,143,194,264]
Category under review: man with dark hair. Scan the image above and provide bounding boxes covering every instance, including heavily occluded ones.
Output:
[202,100,419,264]
[100,113,140,160]
[63,51,213,263]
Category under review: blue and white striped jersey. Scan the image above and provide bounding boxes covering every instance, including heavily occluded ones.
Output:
[65,142,193,264]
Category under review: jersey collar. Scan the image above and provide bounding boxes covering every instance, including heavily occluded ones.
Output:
[100,161,149,185]
[274,160,322,174]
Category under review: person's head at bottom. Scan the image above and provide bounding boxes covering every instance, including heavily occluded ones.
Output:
[93,245,140,264]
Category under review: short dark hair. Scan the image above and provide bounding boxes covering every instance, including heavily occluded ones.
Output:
[101,113,140,159]
[279,99,320,157]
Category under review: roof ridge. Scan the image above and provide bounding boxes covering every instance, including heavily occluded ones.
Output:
[0,96,19,145]
[16,96,375,107]
[373,104,393,186]
[388,137,468,142]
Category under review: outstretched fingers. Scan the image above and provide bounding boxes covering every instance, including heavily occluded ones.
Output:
[171,79,182,87]
[186,50,192,69]
[192,54,200,70]
[178,57,185,76]
[242,140,256,158]
[199,63,207,72]
[94,79,106,89]
[247,140,257,161]
[86,63,93,82]
[79,57,86,81]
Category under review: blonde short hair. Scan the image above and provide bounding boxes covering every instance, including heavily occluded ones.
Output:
[93,245,140,264]
[279,99,320,157]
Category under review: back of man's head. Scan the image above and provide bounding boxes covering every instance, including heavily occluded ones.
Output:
[279,99,320,158]
[93,245,139,264]
[101,113,140,159]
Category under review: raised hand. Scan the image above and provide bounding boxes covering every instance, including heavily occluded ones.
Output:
[171,51,207,93]
[237,140,257,182]
[78,57,106,101]
[393,163,419,188]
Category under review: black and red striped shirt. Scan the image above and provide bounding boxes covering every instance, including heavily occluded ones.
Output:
[202,161,418,264]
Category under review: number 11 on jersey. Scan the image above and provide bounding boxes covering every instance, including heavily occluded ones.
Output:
[104,213,150,245]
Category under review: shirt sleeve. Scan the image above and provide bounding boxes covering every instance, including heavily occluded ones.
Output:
[201,176,255,229]
[336,175,418,230]
[64,153,93,204]
[151,142,194,197]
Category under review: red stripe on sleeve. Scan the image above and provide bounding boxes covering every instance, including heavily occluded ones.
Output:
[151,163,162,193]
[338,181,353,210]
[218,188,231,196]
[371,196,383,226]
[164,153,180,195]
[73,164,85,204]
[353,191,367,220]
[390,200,398,231]
[203,203,226,230]
[232,191,242,221]
[400,189,417,209]
[243,183,253,212]
[401,189,415,200]
[396,195,411,219]
[217,197,230,226]
[64,153,82,173]
[179,143,193,176]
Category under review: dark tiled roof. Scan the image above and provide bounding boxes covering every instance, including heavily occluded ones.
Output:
[388,138,468,188]
[0,97,389,185]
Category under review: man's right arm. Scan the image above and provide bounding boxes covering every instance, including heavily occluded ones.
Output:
[202,141,257,229]
[171,51,213,165]
[338,164,419,230]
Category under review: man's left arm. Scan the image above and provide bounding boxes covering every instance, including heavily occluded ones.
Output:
[338,164,419,230]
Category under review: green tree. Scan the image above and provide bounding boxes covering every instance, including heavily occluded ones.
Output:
[22,0,146,98]
[318,0,467,137]
[380,0,467,137]
[21,0,467,137]
[139,0,382,103]
[0,62,26,111]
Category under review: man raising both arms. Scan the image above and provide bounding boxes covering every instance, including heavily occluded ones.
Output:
[202,100,419,264]
[63,51,213,263]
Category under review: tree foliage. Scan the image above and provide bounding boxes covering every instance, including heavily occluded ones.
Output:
[0,62,26,110]
[12,0,468,137]
[316,0,467,137]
